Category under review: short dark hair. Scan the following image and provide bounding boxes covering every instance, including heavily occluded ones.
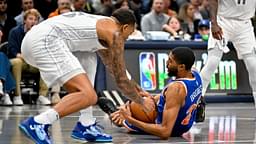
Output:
[111,8,136,25]
[172,47,195,70]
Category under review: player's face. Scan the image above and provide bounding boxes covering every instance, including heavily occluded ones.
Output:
[166,53,178,77]
[120,24,135,40]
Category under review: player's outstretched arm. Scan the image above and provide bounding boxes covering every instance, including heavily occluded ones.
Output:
[97,32,154,112]
[209,0,223,40]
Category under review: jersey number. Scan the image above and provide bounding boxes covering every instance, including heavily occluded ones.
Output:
[237,0,246,5]
[181,104,197,125]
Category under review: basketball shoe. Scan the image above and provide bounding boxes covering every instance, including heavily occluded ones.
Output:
[19,117,52,144]
[195,96,206,123]
[71,121,112,142]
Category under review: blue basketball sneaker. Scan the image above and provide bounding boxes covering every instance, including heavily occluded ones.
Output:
[71,121,112,142]
[123,120,144,133]
[19,117,52,144]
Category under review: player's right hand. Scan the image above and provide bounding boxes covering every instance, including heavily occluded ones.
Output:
[211,23,223,40]
[142,97,155,113]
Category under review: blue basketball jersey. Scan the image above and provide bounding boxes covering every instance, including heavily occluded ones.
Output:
[156,70,202,136]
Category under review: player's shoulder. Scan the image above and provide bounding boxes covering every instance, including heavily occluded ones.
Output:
[166,81,186,96]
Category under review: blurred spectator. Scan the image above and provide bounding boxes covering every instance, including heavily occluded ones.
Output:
[71,0,95,14]
[115,0,129,9]
[176,0,187,9]
[129,0,142,30]
[178,2,196,36]
[0,0,16,42]
[163,0,177,17]
[162,16,185,38]
[140,0,151,14]
[194,19,210,41]
[98,0,114,16]
[82,0,95,14]
[141,0,169,34]
[0,52,15,105]
[34,0,57,19]
[48,0,71,18]
[194,19,209,41]
[199,0,210,19]
[71,0,85,11]
[189,0,203,20]
[0,29,15,105]
[15,0,44,25]
[115,0,142,30]
[92,0,102,13]
[8,9,50,105]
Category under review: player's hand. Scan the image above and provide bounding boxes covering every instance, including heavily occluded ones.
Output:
[110,110,124,126]
[211,23,223,40]
[139,90,152,98]
[141,97,155,113]
[119,102,132,119]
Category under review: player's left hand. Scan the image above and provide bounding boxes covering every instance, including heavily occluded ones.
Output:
[119,102,132,119]
[111,110,124,126]
[139,90,152,98]
[141,96,155,113]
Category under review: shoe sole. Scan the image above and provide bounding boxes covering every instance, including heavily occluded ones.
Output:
[71,134,112,142]
[13,104,24,106]
[71,135,88,143]
[19,124,39,143]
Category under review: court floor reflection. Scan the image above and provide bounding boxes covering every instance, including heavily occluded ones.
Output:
[0,103,255,144]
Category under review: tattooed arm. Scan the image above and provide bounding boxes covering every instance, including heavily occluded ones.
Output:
[97,32,145,104]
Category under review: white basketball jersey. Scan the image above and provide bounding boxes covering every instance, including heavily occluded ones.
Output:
[218,0,256,20]
[41,12,107,52]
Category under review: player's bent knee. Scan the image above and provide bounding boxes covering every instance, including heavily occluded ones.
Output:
[80,90,98,105]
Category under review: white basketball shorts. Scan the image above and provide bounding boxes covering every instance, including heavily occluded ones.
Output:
[208,16,256,59]
[21,24,85,87]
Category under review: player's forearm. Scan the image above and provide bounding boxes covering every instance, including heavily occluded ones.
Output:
[110,32,144,104]
[115,76,144,104]
[126,116,171,139]
[209,0,218,24]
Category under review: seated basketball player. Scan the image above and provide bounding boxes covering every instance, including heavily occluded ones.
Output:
[101,47,202,139]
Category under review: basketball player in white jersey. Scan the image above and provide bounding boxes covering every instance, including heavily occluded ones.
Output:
[18,8,155,144]
[199,0,256,121]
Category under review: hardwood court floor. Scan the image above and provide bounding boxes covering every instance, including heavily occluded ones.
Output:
[0,103,255,144]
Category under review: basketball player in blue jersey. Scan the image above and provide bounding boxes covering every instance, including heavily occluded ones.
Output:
[18,8,155,144]
[199,0,256,122]
[110,47,202,139]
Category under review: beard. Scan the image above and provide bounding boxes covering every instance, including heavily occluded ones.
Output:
[167,67,178,77]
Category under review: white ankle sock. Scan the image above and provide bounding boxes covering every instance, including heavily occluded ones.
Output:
[253,92,256,108]
[0,81,3,95]
[79,107,96,126]
[34,109,59,124]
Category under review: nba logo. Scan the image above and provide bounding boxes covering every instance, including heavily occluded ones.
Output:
[139,52,156,90]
